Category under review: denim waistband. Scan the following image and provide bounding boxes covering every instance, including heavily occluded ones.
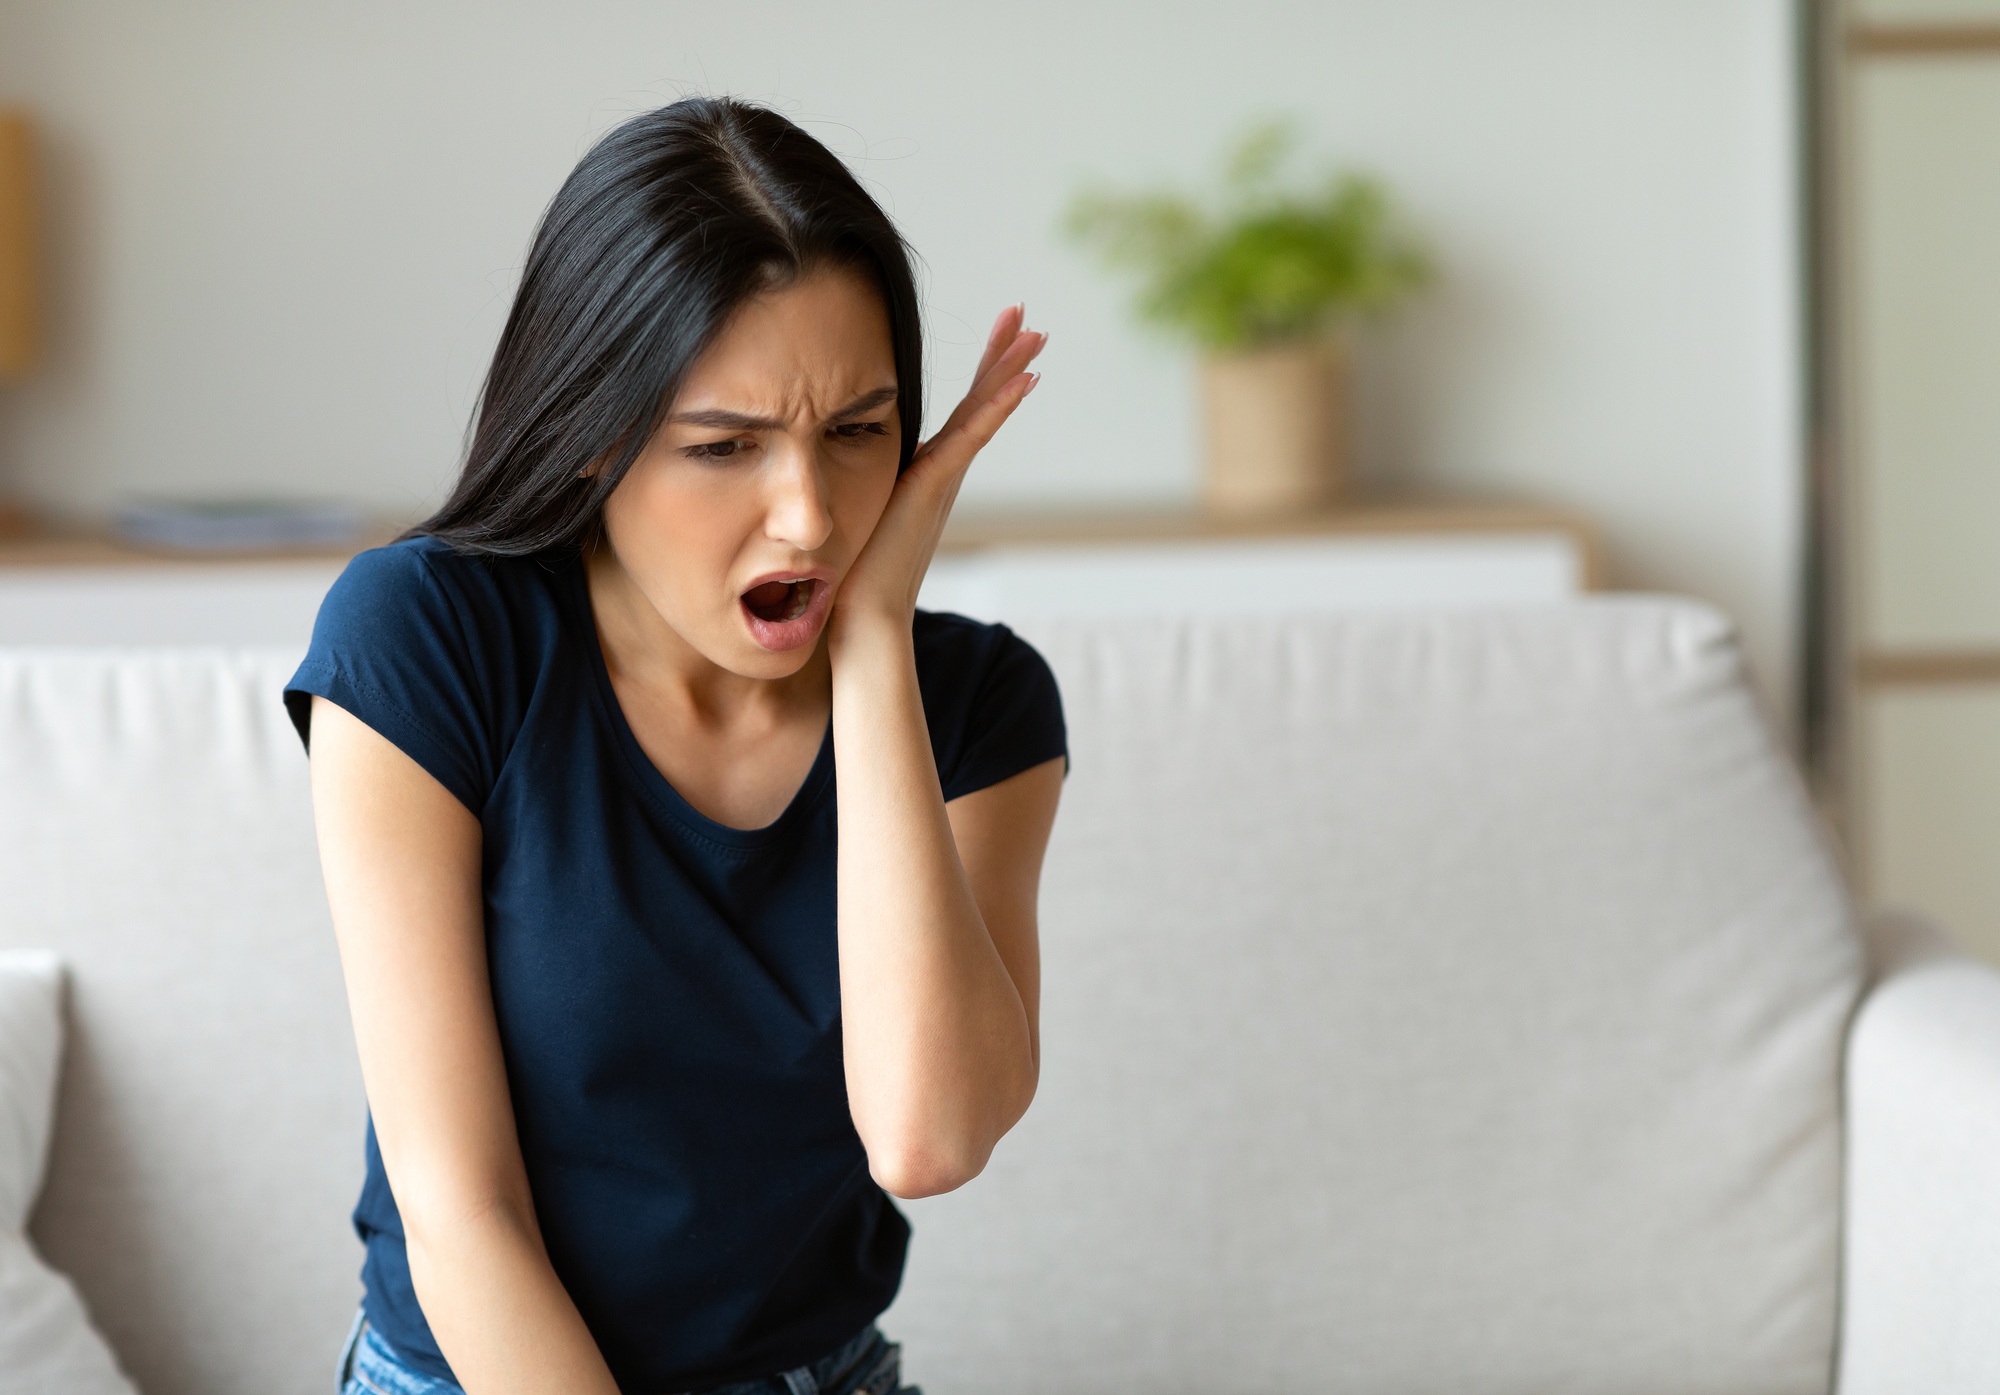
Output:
[337,1310,912,1395]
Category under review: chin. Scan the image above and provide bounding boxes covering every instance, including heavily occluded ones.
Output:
[725,637,820,680]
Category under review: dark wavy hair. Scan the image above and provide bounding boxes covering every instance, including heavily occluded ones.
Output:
[411,98,924,555]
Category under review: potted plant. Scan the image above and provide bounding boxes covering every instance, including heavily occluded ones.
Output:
[1066,123,1431,516]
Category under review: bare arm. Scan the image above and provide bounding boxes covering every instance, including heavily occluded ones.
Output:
[831,644,1062,1196]
[829,306,1061,1198]
[308,696,620,1395]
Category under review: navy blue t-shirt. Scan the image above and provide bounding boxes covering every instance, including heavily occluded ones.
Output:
[284,536,1065,1391]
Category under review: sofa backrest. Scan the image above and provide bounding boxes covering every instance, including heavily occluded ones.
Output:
[887,600,1861,1394]
[0,602,1862,1395]
[0,649,359,1395]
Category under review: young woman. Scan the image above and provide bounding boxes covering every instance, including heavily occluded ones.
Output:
[286,98,1064,1395]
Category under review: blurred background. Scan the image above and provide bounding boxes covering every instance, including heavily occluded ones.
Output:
[0,0,1993,959]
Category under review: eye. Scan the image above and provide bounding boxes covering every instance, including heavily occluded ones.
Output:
[682,437,749,462]
[831,421,891,444]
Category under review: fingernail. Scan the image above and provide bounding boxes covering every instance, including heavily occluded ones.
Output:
[1023,372,1041,395]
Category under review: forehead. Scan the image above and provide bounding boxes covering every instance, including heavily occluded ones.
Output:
[676,268,896,412]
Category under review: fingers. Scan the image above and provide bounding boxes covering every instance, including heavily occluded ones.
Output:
[935,324,1044,444]
[972,304,1025,389]
[967,369,1039,446]
[971,326,1046,408]
[914,305,1046,477]
[915,369,1039,474]
[935,308,1044,447]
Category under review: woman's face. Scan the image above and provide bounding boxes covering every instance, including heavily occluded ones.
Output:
[598,267,902,680]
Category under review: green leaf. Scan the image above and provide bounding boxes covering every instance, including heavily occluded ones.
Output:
[1062,121,1434,350]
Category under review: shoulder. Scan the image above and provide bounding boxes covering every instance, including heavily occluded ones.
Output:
[916,607,1056,679]
[913,609,1060,703]
[913,607,1026,672]
[314,537,572,655]
[288,539,577,809]
[323,535,521,619]
[913,610,1066,801]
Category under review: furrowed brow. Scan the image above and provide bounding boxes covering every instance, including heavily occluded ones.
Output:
[668,408,787,432]
[828,387,899,421]
[666,387,897,433]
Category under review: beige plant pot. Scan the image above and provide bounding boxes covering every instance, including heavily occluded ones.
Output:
[1200,340,1349,517]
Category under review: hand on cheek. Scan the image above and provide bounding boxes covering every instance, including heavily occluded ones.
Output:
[833,306,1045,640]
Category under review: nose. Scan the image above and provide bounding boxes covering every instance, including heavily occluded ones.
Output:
[760,437,834,554]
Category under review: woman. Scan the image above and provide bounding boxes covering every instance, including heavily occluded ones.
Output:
[287,98,1063,1395]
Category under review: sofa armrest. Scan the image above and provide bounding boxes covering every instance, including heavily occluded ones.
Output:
[1837,911,2000,1393]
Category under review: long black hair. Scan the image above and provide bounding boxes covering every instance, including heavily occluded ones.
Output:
[412,98,924,555]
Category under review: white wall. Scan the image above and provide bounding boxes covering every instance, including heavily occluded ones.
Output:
[0,0,1803,711]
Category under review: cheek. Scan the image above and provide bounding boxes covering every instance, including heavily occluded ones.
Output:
[834,450,900,530]
[604,463,751,597]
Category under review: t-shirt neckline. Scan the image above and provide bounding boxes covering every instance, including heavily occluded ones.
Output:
[559,549,835,851]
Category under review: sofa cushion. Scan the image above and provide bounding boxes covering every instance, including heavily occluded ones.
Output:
[886,600,1861,1394]
[0,951,138,1395]
[0,951,62,1232]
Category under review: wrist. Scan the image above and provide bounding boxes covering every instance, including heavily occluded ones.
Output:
[826,603,913,672]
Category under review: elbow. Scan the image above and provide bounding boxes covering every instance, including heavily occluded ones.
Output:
[866,1137,993,1199]
[398,1180,536,1270]
[855,1059,1039,1199]
[860,1084,1037,1199]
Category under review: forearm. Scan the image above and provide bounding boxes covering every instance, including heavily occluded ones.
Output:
[830,619,1037,1197]
[404,1195,621,1395]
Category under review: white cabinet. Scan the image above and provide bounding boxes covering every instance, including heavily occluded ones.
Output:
[0,508,1596,649]
[920,529,1586,623]
[0,561,345,646]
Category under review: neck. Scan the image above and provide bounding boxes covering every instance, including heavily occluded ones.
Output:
[582,543,830,729]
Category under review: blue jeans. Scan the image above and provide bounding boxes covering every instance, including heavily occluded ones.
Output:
[337,1311,919,1395]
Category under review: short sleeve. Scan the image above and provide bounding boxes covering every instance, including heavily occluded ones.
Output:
[284,542,498,813]
[926,619,1068,803]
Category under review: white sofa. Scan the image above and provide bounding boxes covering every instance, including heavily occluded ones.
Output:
[1,600,1995,1394]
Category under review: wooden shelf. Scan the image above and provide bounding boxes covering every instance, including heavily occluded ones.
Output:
[939,500,1606,587]
[0,524,402,569]
[1848,22,2000,56]
[0,500,1605,586]
[1857,648,2000,687]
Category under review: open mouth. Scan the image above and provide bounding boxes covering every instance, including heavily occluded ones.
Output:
[742,578,820,624]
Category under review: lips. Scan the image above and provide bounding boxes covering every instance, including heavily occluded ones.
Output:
[738,571,834,652]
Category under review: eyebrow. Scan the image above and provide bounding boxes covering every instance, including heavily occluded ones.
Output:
[668,386,898,432]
